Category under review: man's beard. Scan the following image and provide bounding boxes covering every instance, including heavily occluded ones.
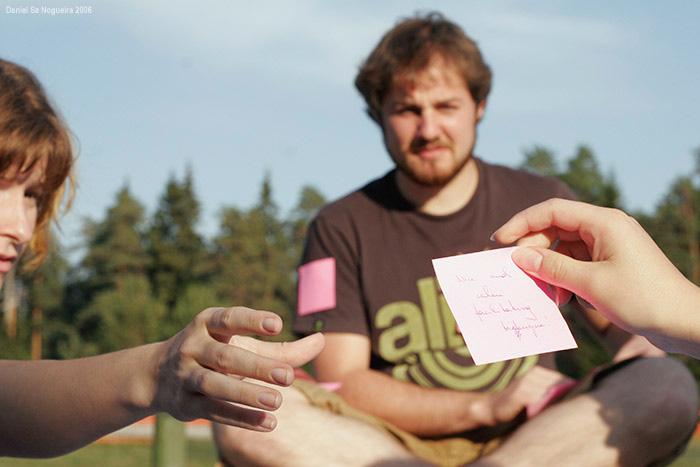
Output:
[393,148,472,186]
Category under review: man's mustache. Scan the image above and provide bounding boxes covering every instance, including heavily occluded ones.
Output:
[409,138,451,153]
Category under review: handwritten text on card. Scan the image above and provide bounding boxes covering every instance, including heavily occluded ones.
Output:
[432,247,577,365]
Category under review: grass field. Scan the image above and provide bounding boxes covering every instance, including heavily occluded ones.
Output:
[0,438,698,466]
[0,441,217,467]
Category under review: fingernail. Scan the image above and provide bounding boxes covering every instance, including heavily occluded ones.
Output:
[262,318,280,333]
[261,416,277,430]
[512,248,543,273]
[271,368,292,385]
[489,232,496,242]
[258,392,281,409]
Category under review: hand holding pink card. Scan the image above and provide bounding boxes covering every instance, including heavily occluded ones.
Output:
[432,247,577,365]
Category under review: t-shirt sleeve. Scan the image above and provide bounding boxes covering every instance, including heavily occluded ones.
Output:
[293,214,369,337]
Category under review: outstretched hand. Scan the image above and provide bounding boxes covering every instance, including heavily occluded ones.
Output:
[151,306,324,431]
[492,198,700,355]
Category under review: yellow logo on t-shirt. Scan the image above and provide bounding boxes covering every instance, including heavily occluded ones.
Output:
[375,276,536,391]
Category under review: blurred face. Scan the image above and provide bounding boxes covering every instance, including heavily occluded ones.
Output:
[380,61,485,186]
[0,162,42,285]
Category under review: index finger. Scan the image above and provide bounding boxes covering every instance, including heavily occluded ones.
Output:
[492,198,605,245]
[196,307,283,338]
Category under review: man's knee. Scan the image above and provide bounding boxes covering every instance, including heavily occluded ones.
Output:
[598,357,698,442]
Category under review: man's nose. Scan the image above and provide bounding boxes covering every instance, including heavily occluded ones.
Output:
[416,110,440,141]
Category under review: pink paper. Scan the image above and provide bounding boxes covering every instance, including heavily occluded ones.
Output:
[297,257,336,316]
[432,247,577,365]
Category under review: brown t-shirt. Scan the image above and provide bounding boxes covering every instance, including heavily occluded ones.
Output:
[294,158,576,392]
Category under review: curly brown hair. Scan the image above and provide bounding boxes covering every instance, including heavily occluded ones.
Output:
[0,59,75,268]
[355,12,492,124]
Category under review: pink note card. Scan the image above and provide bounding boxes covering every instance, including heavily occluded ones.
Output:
[297,257,336,316]
[432,247,577,365]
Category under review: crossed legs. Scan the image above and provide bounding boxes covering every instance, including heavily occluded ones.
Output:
[214,357,698,467]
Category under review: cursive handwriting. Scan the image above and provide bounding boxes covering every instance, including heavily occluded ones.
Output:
[473,300,539,322]
[475,285,504,299]
[489,267,512,279]
[456,274,476,283]
[501,320,546,339]
[492,300,537,320]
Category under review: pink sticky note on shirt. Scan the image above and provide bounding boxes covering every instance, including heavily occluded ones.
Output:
[432,247,577,365]
[297,257,336,316]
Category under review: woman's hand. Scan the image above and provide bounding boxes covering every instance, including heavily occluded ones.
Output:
[150,306,324,431]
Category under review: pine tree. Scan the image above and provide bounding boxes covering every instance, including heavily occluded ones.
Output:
[20,237,69,359]
[559,145,622,208]
[642,177,700,283]
[147,168,204,467]
[76,184,162,353]
[288,185,326,265]
[148,168,205,325]
[520,145,559,177]
[211,173,294,339]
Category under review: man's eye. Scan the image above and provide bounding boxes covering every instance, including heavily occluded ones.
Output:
[438,103,459,112]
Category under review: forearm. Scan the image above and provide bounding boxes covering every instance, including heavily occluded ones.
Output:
[644,280,700,359]
[0,342,162,457]
[335,368,491,436]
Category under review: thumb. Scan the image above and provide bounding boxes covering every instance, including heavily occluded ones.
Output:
[511,247,594,298]
[283,333,326,367]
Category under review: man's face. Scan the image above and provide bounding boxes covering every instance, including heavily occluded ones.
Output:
[380,61,486,186]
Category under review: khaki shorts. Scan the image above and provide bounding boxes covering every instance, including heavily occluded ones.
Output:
[293,358,694,467]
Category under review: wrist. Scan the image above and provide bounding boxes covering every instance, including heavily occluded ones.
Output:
[122,341,165,415]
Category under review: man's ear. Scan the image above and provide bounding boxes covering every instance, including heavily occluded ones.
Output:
[476,98,487,123]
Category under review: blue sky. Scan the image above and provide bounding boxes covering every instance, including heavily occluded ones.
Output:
[1,1,698,259]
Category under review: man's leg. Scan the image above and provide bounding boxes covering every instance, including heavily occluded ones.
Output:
[213,383,429,467]
[475,357,698,467]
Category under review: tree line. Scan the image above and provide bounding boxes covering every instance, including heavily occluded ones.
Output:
[2,145,700,384]
[0,169,326,361]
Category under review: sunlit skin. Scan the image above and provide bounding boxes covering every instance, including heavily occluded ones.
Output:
[0,162,43,284]
[380,59,486,214]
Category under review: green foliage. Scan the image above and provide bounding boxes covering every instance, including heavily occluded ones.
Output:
[148,169,205,323]
[82,186,149,289]
[0,440,218,466]
[17,238,70,359]
[639,177,698,280]
[288,185,327,264]
[520,145,559,177]
[80,275,165,353]
[70,185,161,354]
[558,145,622,208]
[211,173,296,339]
[521,144,622,208]
[23,239,69,312]
[11,169,326,358]
[168,284,219,338]
[0,321,31,359]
